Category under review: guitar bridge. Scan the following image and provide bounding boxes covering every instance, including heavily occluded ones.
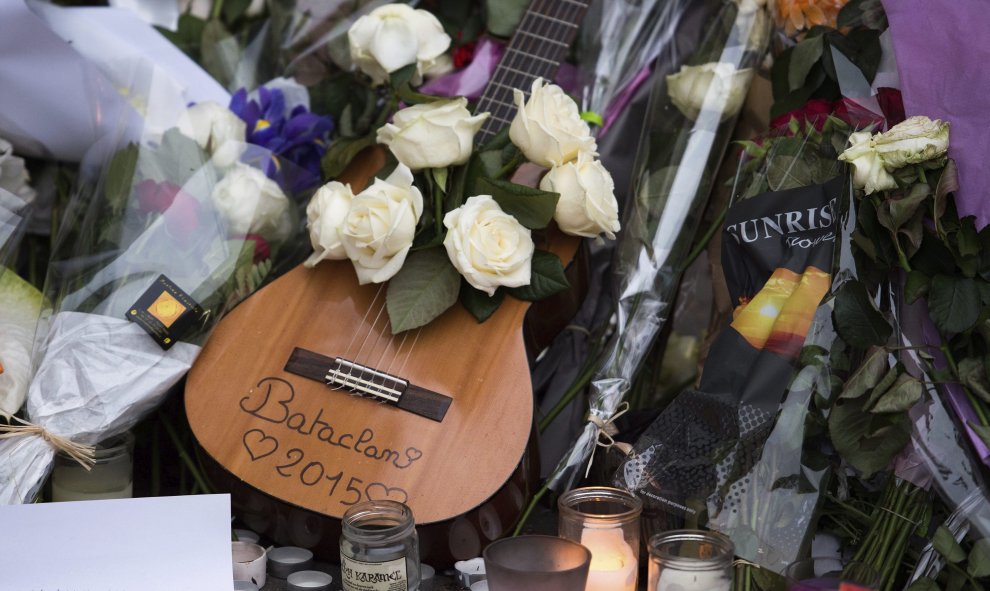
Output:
[326,358,408,404]
[284,348,452,423]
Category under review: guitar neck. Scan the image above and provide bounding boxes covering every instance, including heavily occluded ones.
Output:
[475,0,591,145]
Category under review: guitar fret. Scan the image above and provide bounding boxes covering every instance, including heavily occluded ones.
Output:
[496,62,558,82]
[529,11,579,28]
[516,30,569,48]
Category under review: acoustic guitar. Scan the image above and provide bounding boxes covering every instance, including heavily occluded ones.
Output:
[185,0,591,566]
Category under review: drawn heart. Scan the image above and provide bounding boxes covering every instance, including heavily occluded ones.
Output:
[243,429,279,461]
[365,483,408,504]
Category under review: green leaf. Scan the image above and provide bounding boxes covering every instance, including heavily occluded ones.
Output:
[200,19,240,89]
[389,64,418,90]
[459,281,504,323]
[958,357,990,403]
[484,0,528,37]
[477,177,559,229]
[840,347,888,399]
[968,422,990,448]
[934,159,959,239]
[158,128,208,185]
[157,14,207,61]
[104,144,139,215]
[905,577,940,591]
[507,250,569,301]
[877,184,930,234]
[386,248,460,334]
[905,270,931,304]
[933,525,966,564]
[222,0,252,22]
[928,275,980,334]
[431,168,449,194]
[833,281,892,348]
[869,373,922,413]
[788,36,824,91]
[864,364,901,409]
[967,539,990,577]
[321,134,378,180]
[829,396,911,476]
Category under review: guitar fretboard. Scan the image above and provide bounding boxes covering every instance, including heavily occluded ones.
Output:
[475,0,591,146]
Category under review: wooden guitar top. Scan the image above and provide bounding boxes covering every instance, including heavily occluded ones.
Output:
[185,150,578,524]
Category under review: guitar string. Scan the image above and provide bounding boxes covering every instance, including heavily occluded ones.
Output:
[339,0,585,399]
[330,282,385,390]
[343,283,389,391]
[373,1,554,388]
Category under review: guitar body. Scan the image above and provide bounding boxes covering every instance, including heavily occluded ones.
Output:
[186,149,579,565]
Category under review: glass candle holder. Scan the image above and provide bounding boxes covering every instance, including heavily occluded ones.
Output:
[339,499,420,591]
[648,529,734,591]
[558,486,642,591]
[483,534,591,591]
[51,431,134,502]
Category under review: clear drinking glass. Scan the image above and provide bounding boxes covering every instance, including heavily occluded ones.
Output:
[483,534,591,591]
[558,486,643,591]
[648,529,734,591]
[51,431,134,501]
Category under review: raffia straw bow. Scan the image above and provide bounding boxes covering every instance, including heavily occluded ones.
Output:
[0,417,96,470]
[585,401,633,477]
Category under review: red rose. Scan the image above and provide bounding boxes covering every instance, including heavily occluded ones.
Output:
[135,179,183,213]
[770,98,834,132]
[833,98,885,130]
[875,87,906,127]
[453,41,477,69]
[244,233,271,264]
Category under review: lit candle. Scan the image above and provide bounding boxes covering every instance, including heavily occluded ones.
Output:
[580,526,638,591]
[657,567,732,591]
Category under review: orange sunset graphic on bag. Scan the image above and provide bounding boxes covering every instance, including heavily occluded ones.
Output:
[730,266,831,358]
[147,291,187,328]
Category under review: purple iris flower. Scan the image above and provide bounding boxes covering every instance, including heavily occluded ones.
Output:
[229,86,334,191]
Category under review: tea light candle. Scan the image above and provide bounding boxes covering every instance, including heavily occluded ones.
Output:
[233,529,260,544]
[420,563,435,591]
[455,557,486,587]
[581,527,637,591]
[287,570,333,591]
[657,567,732,591]
[267,546,314,578]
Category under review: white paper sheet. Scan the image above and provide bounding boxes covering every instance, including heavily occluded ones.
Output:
[0,494,234,591]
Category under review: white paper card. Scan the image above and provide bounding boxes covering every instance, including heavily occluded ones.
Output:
[0,494,234,591]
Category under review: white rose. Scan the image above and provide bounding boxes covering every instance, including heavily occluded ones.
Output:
[839,131,898,195]
[211,163,291,240]
[540,153,621,239]
[666,62,753,122]
[177,101,246,153]
[0,138,35,204]
[874,115,949,170]
[377,98,489,170]
[304,181,355,267]
[348,3,451,86]
[443,195,534,295]
[341,164,423,284]
[510,78,597,168]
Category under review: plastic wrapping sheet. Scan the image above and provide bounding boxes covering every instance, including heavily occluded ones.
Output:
[543,0,770,494]
[0,64,314,504]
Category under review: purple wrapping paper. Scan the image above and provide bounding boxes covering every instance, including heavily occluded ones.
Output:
[883,0,990,228]
[420,37,505,100]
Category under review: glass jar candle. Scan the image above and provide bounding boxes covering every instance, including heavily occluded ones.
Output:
[51,432,134,502]
[558,486,643,591]
[340,500,420,591]
[648,529,734,591]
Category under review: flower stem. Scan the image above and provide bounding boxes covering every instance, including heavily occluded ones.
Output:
[210,0,225,20]
[538,361,597,432]
[159,410,212,494]
[683,205,728,272]
[495,151,525,180]
[512,481,550,536]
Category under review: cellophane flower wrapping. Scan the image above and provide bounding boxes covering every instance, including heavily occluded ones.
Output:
[0,71,314,504]
[544,0,770,494]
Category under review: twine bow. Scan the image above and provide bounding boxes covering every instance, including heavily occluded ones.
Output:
[0,417,96,470]
[585,401,633,477]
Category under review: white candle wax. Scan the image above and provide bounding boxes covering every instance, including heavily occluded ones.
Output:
[657,566,731,591]
[580,527,638,591]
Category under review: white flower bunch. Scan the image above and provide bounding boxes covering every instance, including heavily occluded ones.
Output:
[839,116,950,195]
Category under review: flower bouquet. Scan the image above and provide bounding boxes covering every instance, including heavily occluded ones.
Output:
[0,95,317,503]
[530,0,770,506]
[301,2,621,333]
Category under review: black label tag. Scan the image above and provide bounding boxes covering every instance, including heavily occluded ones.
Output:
[125,275,202,350]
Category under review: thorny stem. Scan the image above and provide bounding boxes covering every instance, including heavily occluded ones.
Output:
[683,205,729,272]
[512,482,550,537]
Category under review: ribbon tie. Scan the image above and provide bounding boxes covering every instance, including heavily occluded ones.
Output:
[585,401,633,477]
[0,417,96,470]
